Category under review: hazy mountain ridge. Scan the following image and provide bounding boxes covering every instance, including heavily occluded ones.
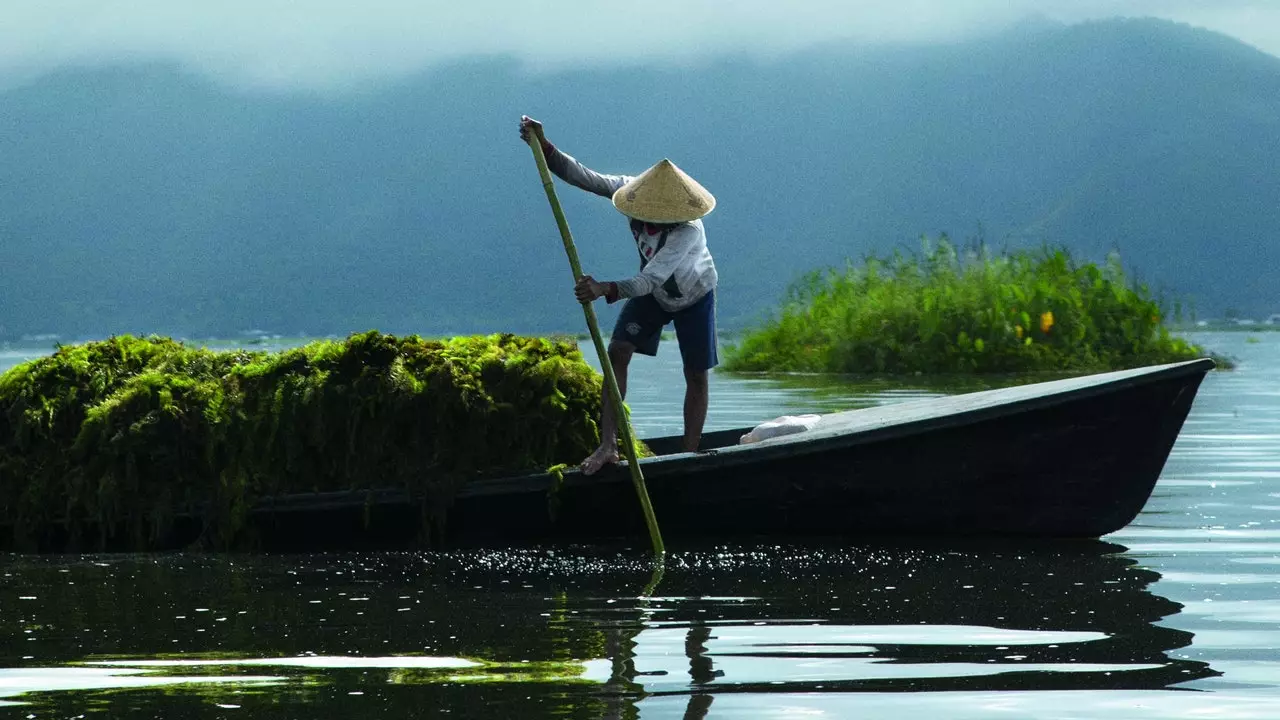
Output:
[1,17,1276,341]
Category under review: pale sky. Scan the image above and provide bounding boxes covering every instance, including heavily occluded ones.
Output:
[1,1,1277,90]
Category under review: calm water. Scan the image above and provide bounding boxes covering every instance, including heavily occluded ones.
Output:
[2,333,1279,718]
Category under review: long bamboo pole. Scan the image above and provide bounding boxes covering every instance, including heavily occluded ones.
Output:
[525,132,666,556]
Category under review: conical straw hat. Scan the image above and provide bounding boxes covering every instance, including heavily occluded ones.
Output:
[612,159,716,223]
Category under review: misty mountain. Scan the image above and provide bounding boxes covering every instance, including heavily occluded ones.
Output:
[2,17,1277,341]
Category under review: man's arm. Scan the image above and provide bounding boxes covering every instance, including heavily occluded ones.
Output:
[575,227,699,304]
[543,144,631,199]
[520,115,630,199]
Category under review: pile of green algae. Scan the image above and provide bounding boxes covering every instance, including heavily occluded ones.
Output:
[0,331,603,550]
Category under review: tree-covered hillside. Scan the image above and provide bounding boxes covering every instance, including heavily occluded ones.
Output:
[1,18,1276,340]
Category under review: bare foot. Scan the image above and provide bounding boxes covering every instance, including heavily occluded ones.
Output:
[580,445,620,476]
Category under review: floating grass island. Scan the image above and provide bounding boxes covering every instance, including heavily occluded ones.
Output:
[0,331,604,551]
[724,239,1226,374]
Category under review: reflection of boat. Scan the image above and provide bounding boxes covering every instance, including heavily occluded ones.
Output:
[560,539,1219,715]
[253,359,1212,549]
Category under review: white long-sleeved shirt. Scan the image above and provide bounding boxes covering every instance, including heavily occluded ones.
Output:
[544,143,718,312]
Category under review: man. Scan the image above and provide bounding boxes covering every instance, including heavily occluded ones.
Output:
[519,115,719,475]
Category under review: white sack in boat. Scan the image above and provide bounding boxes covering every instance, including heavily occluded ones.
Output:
[739,414,823,444]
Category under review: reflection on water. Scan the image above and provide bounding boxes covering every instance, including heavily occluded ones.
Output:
[636,690,1280,719]
[0,540,1214,716]
[88,656,482,669]
[2,332,1279,716]
[0,667,281,708]
[575,541,1215,719]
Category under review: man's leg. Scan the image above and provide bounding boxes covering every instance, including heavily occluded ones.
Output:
[584,294,667,474]
[673,290,718,453]
[682,367,709,452]
[582,340,634,475]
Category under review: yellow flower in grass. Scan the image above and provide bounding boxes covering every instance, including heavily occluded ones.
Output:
[1040,311,1055,334]
[1015,325,1024,339]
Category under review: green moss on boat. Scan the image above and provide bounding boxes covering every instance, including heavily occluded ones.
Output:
[724,238,1227,374]
[0,331,604,551]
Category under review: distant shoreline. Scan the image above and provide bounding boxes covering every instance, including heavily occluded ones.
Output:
[2,328,1268,373]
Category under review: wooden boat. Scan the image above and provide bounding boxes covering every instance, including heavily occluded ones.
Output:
[251,358,1215,549]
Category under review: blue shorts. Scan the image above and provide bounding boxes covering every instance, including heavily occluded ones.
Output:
[611,290,719,371]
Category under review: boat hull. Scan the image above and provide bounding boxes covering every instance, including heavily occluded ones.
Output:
[249,359,1212,549]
